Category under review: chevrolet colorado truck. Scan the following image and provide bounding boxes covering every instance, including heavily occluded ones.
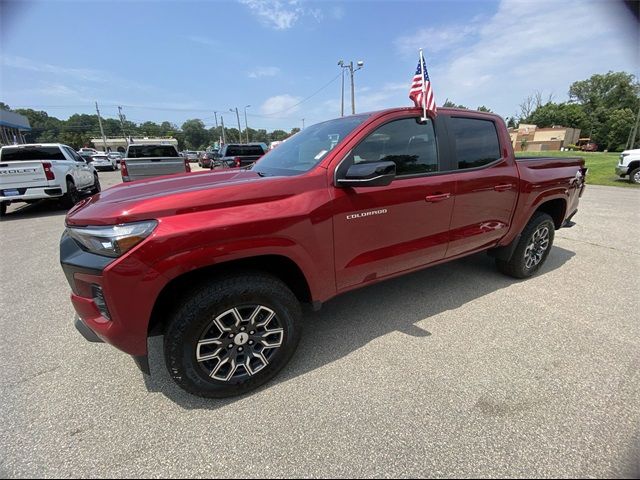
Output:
[121,143,190,182]
[0,143,100,217]
[60,108,587,398]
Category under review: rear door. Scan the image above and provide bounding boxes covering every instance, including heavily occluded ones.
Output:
[0,146,60,193]
[444,115,519,257]
[332,114,455,290]
[62,147,93,187]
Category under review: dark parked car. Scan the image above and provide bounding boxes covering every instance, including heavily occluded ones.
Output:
[214,143,267,169]
[198,151,218,168]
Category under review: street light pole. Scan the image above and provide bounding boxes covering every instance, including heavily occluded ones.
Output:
[244,105,251,143]
[338,59,364,115]
[338,60,346,117]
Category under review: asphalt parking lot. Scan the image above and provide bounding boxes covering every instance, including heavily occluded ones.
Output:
[1,171,639,478]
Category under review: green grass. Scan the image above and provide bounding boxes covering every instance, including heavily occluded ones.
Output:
[515,150,637,188]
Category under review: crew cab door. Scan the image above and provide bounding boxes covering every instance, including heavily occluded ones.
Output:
[63,147,93,187]
[443,115,519,257]
[332,115,455,290]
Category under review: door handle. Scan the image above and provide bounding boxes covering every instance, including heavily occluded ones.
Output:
[425,193,451,203]
[494,184,514,192]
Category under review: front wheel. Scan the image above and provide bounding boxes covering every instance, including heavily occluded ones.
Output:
[496,212,555,278]
[164,272,302,398]
[629,167,640,185]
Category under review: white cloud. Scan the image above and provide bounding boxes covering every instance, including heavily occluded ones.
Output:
[395,24,479,56]
[248,66,281,78]
[395,0,638,117]
[261,94,302,115]
[239,0,303,29]
[239,0,328,29]
[187,35,218,47]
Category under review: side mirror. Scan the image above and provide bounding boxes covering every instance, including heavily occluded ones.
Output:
[336,160,396,187]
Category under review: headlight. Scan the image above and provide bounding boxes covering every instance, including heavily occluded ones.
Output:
[67,220,158,257]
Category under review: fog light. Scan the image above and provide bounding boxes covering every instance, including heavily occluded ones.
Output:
[91,284,111,320]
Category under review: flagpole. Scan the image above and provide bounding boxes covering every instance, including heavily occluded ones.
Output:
[420,49,428,122]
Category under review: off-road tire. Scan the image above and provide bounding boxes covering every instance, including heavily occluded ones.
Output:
[496,212,555,279]
[629,167,640,185]
[164,272,302,398]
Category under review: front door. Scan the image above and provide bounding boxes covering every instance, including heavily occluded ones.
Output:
[332,116,455,291]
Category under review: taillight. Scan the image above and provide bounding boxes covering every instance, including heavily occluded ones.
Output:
[184,157,191,173]
[121,160,129,181]
[42,162,55,180]
[234,157,241,168]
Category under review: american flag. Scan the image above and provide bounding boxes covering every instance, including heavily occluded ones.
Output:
[409,50,437,116]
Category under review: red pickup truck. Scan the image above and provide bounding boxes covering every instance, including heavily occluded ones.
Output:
[60,108,587,398]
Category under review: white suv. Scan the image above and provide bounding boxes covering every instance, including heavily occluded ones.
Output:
[0,143,100,216]
[616,149,640,184]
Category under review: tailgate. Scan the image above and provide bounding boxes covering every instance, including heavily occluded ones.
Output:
[125,157,185,180]
[0,161,48,190]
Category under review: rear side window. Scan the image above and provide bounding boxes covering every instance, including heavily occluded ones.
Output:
[450,117,501,169]
[1,146,66,161]
[127,145,178,158]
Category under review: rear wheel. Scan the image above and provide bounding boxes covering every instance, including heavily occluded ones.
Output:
[496,212,555,278]
[629,167,640,185]
[61,179,80,209]
[164,272,302,398]
[90,173,101,194]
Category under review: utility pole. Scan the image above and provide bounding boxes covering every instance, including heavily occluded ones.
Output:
[118,106,129,147]
[626,107,640,150]
[302,118,305,130]
[213,112,220,147]
[349,61,356,115]
[230,108,242,143]
[338,59,364,115]
[244,105,251,143]
[95,101,107,151]
[220,115,227,145]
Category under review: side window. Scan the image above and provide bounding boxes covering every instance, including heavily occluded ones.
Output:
[351,118,438,176]
[63,147,81,162]
[450,117,501,170]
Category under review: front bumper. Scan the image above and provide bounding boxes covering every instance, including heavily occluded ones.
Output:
[615,165,629,177]
[60,231,153,372]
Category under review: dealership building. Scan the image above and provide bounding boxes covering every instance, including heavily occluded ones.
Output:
[0,109,31,146]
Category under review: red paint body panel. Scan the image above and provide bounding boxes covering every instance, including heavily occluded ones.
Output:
[63,107,586,358]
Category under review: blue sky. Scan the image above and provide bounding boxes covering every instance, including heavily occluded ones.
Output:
[1,0,638,132]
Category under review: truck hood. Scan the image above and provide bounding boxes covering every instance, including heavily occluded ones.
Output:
[66,169,282,226]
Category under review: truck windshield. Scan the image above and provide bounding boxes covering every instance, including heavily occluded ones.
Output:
[252,115,370,176]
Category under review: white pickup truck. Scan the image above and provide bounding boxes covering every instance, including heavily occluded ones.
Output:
[616,148,640,184]
[0,143,101,216]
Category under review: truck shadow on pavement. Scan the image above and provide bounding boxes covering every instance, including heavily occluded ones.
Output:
[0,199,77,222]
[143,246,575,409]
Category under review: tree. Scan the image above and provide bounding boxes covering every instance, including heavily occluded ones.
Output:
[269,130,289,142]
[181,119,208,150]
[606,108,636,151]
[442,99,467,109]
[476,106,492,112]
[139,121,161,137]
[569,71,640,113]
[0,102,11,111]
